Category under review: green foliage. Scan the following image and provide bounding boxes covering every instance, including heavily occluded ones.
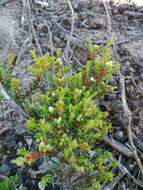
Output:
[1,40,119,189]
[12,148,32,166]
[39,175,53,189]
[0,175,20,190]
[7,52,16,70]
[0,63,12,89]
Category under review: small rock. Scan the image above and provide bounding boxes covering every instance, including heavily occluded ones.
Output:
[114,130,124,142]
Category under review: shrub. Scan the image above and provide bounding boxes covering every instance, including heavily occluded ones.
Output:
[0,40,119,189]
[0,175,20,190]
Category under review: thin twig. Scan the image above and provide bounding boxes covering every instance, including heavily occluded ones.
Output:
[102,0,120,62]
[15,36,31,67]
[26,0,43,57]
[103,135,133,157]
[47,24,54,56]
[102,0,111,34]
[66,0,75,54]
[133,133,143,152]
[62,0,75,64]
[21,0,28,26]
[124,11,143,18]
[34,0,50,8]
[112,158,143,188]
[120,75,143,176]
[47,24,54,85]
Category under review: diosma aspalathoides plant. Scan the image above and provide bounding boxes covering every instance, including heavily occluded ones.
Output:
[0,40,119,190]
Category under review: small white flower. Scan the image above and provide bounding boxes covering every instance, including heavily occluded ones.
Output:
[39,141,45,150]
[49,106,54,113]
[54,117,62,124]
[75,89,82,93]
[90,77,95,82]
[57,58,63,65]
[52,92,55,97]
[40,141,44,146]
[105,61,113,67]
[57,117,62,124]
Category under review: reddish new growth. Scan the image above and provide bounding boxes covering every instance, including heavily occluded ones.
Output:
[26,151,49,161]
[89,51,97,61]
[36,75,41,82]
[98,69,107,78]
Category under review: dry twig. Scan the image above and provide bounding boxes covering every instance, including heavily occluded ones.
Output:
[34,0,50,7]
[120,75,143,176]
[26,0,43,56]
[104,156,143,189]
[115,158,143,188]
[15,36,31,67]
[103,135,133,157]
[102,0,111,34]
[21,0,28,26]
[124,11,143,18]
[47,24,54,85]
[62,0,75,64]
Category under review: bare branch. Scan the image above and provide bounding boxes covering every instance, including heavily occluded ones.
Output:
[104,158,143,189]
[103,135,133,157]
[120,75,143,176]
[124,11,143,18]
[102,0,111,34]
[62,0,75,64]
[26,0,43,57]
[47,24,54,84]
[114,158,143,188]
[15,36,31,67]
